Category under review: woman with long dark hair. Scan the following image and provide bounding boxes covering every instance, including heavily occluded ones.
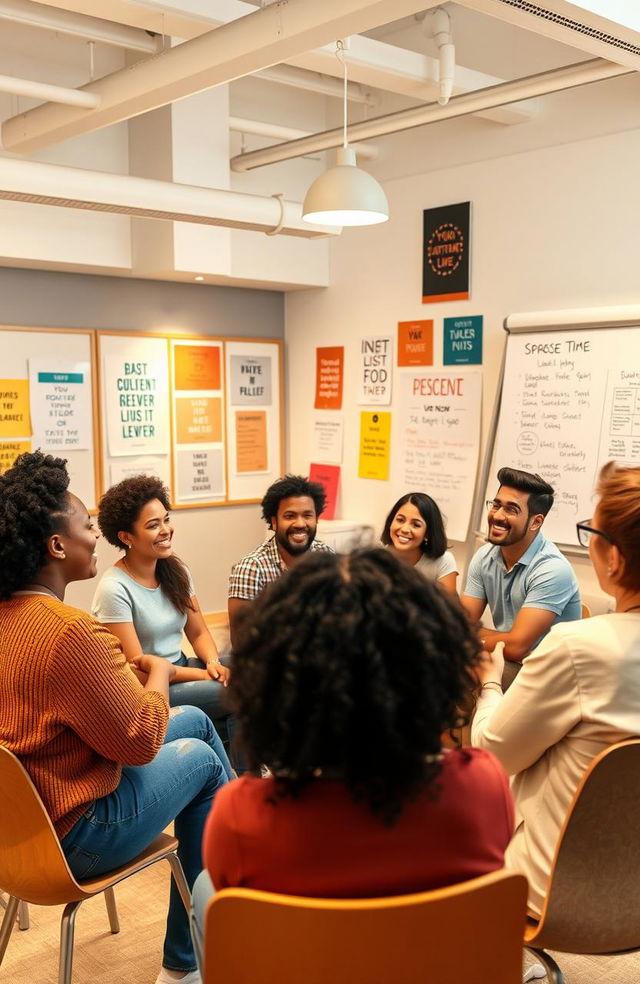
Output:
[92,476,235,762]
[194,548,512,935]
[0,452,227,984]
[381,491,458,595]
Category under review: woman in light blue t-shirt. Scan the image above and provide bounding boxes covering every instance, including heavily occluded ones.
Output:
[92,475,236,767]
[381,492,458,597]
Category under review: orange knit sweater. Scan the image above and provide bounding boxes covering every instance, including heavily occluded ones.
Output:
[0,595,169,837]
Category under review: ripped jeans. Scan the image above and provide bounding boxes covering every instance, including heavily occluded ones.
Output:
[60,705,228,973]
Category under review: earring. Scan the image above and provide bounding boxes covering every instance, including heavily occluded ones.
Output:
[423,538,429,545]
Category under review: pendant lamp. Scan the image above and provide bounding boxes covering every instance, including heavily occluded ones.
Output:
[302,41,389,227]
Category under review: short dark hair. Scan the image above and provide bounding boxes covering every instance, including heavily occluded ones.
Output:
[380,492,447,559]
[261,474,326,527]
[497,466,554,517]
[230,548,481,824]
[97,475,193,614]
[0,450,70,599]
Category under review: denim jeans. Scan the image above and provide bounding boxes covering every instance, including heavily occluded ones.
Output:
[171,653,242,772]
[60,705,228,973]
[190,869,215,974]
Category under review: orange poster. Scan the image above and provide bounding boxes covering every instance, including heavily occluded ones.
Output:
[0,440,31,475]
[235,410,268,473]
[174,345,221,391]
[397,321,434,367]
[176,397,222,444]
[315,347,344,410]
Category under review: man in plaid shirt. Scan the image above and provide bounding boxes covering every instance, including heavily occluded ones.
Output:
[228,474,334,649]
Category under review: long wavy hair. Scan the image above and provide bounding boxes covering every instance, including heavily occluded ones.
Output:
[231,548,481,824]
[97,476,193,614]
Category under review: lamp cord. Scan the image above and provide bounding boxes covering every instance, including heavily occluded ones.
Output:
[336,40,348,150]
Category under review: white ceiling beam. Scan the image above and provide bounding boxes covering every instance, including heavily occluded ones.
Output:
[0,155,339,237]
[455,0,640,72]
[0,0,161,51]
[2,0,443,153]
[0,72,100,108]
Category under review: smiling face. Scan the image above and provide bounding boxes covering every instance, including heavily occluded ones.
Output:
[271,495,318,560]
[58,493,100,581]
[487,485,541,549]
[389,501,427,560]
[122,497,174,562]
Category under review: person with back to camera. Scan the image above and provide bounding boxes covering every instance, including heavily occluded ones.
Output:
[0,451,229,984]
[473,461,640,916]
[190,548,515,966]
[381,491,458,595]
[92,475,236,767]
[462,466,581,686]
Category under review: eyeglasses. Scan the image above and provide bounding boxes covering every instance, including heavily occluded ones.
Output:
[486,499,521,518]
[576,520,615,548]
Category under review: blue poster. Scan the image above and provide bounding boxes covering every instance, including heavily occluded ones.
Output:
[443,315,483,365]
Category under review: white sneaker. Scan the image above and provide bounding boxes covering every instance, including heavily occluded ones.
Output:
[155,969,202,984]
[523,964,547,982]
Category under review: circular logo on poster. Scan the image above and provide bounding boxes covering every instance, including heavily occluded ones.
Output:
[427,222,465,278]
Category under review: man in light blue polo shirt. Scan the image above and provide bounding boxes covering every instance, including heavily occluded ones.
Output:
[462,467,581,682]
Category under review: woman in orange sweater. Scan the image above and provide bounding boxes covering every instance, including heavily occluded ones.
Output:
[0,451,226,984]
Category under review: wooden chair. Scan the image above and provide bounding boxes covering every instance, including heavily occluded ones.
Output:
[0,745,191,984]
[204,869,529,984]
[524,738,640,983]
[580,602,592,619]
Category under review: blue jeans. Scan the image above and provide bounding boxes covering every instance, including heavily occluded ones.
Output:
[171,654,242,772]
[60,705,228,973]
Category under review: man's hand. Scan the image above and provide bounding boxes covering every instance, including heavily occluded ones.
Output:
[475,641,505,687]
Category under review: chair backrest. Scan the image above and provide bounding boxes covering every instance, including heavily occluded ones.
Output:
[532,738,640,954]
[205,869,528,984]
[0,745,85,905]
[581,602,592,618]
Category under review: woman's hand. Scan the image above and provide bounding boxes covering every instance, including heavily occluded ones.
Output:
[206,659,230,686]
[475,641,505,687]
[133,653,177,683]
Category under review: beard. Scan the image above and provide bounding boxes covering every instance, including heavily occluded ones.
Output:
[276,526,316,557]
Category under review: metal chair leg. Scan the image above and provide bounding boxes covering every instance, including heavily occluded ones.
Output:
[525,947,565,984]
[18,900,30,930]
[0,895,20,965]
[58,900,82,984]
[166,851,192,914]
[104,887,120,934]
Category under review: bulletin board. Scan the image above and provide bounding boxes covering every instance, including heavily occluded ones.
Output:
[470,307,640,552]
[98,331,283,507]
[0,325,99,510]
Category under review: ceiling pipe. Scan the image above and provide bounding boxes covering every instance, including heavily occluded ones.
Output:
[229,116,379,163]
[230,58,632,172]
[0,0,160,53]
[0,73,100,109]
[0,157,340,238]
[423,7,455,105]
[255,63,375,105]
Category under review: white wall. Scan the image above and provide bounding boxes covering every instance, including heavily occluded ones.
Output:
[285,124,640,609]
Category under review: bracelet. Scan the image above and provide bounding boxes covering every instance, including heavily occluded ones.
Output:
[481,681,502,693]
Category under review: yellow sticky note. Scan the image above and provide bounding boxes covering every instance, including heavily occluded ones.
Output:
[358,411,391,480]
[0,440,31,475]
[0,380,31,438]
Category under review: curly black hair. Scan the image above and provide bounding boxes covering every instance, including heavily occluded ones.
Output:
[231,548,481,824]
[381,492,448,559]
[97,475,193,614]
[0,450,70,599]
[261,474,326,527]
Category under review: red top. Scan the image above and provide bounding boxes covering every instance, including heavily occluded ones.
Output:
[204,748,514,898]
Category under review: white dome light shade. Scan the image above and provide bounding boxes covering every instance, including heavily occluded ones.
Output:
[302,147,389,227]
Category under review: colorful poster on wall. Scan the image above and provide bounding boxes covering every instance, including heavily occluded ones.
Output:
[358,335,393,405]
[29,361,92,452]
[0,380,30,438]
[358,411,391,480]
[397,321,433,367]
[174,345,221,391]
[312,414,343,464]
[171,339,226,503]
[443,316,483,365]
[395,371,482,542]
[422,201,470,303]
[309,462,340,520]
[314,347,344,410]
[235,410,268,473]
[230,355,272,405]
[0,440,31,474]
[104,354,170,457]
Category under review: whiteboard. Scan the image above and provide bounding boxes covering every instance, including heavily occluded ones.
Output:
[492,324,640,546]
[0,326,98,510]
